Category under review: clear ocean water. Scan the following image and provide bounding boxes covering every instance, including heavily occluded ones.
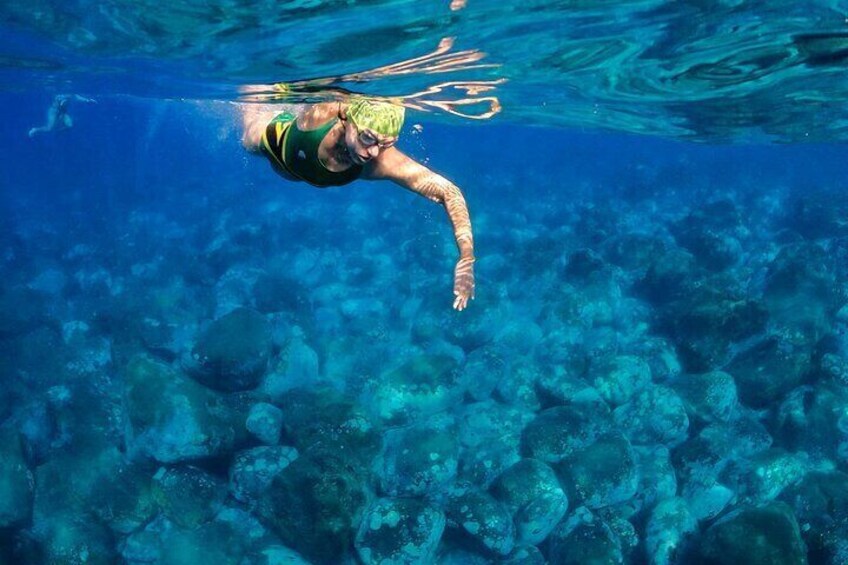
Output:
[2,1,848,564]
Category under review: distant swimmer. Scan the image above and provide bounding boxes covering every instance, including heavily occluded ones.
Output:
[241,95,476,311]
[28,94,96,138]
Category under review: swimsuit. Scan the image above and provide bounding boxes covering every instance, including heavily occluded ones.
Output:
[261,112,363,187]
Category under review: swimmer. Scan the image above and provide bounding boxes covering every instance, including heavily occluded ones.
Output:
[241,96,476,311]
[28,94,96,138]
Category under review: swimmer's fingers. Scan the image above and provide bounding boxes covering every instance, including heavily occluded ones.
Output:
[452,257,475,311]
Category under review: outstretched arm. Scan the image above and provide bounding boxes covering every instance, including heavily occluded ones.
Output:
[365,148,476,311]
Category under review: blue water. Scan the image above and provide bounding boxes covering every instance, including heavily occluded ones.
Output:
[3,2,848,564]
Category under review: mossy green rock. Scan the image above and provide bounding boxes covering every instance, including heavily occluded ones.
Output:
[697,502,808,565]
[258,454,367,564]
[190,308,272,391]
[556,433,639,510]
[548,520,624,565]
[152,465,226,529]
[520,403,612,463]
[355,498,445,565]
[490,458,568,545]
[125,355,240,463]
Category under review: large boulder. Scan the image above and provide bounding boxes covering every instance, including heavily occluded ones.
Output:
[258,453,368,564]
[0,428,32,527]
[355,498,445,565]
[696,503,808,564]
[125,355,243,463]
[188,308,272,392]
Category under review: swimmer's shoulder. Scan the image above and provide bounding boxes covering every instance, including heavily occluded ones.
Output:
[297,102,340,130]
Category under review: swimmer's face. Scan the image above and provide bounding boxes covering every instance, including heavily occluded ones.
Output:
[343,120,398,164]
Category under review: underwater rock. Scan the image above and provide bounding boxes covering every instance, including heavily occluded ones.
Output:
[634,247,697,306]
[456,401,527,487]
[724,449,812,504]
[252,271,311,315]
[0,428,33,527]
[520,402,613,463]
[261,328,319,397]
[670,208,743,271]
[547,519,624,565]
[496,361,544,412]
[613,385,689,446]
[258,453,368,564]
[246,402,283,445]
[461,346,508,402]
[122,509,265,565]
[780,470,848,564]
[355,498,445,565]
[500,545,546,565]
[489,458,568,545]
[41,514,117,565]
[362,353,462,426]
[536,371,599,408]
[629,336,682,382]
[89,461,158,535]
[632,446,677,513]
[681,476,735,522]
[645,497,697,565]
[379,424,459,497]
[277,388,379,467]
[602,233,667,272]
[670,370,738,424]
[555,433,639,510]
[657,283,768,372]
[589,354,651,407]
[763,242,841,346]
[152,465,227,529]
[725,337,812,409]
[188,307,272,392]
[241,544,312,565]
[124,355,242,463]
[696,502,808,564]
[458,400,530,451]
[230,445,298,505]
[446,488,516,555]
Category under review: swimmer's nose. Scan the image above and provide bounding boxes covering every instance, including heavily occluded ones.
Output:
[367,145,380,158]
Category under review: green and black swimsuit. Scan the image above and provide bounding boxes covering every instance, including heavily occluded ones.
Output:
[261,112,363,187]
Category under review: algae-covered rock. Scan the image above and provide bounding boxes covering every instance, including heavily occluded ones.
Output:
[152,465,227,529]
[726,337,812,409]
[446,489,515,555]
[230,445,298,504]
[42,515,117,565]
[697,502,808,564]
[379,424,459,497]
[632,446,677,512]
[520,403,612,463]
[258,453,367,564]
[548,519,624,565]
[246,402,283,445]
[90,461,158,535]
[278,388,379,466]
[781,470,848,563]
[189,307,272,391]
[355,498,445,565]
[125,355,241,463]
[490,458,567,545]
[645,497,697,565]
[362,354,462,426]
[240,544,312,565]
[589,354,651,406]
[613,385,689,446]
[555,433,639,510]
[0,428,33,527]
[670,370,738,424]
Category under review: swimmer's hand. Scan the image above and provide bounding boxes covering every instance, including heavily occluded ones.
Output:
[452,256,475,311]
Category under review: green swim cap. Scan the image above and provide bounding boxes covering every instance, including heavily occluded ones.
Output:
[347,98,405,138]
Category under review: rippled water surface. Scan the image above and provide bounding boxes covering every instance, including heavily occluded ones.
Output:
[3,0,848,140]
